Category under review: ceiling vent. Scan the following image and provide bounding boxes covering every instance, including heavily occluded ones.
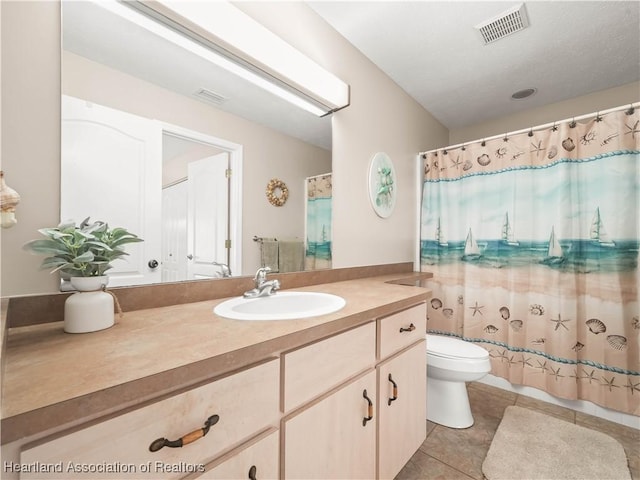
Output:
[193,88,228,106]
[475,3,529,45]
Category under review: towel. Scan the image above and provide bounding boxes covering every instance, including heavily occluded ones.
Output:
[278,239,305,273]
[260,238,279,272]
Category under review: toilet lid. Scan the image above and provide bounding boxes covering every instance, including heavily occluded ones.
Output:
[426,334,489,360]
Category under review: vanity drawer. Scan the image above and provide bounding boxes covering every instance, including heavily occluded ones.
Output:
[196,428,279,479]
[282,322,376,413]
[20,359,280,479]
[378,303,427,360]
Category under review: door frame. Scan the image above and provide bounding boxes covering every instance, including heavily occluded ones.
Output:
[160,122,243,277]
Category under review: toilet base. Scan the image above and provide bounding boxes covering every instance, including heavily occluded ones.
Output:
[427,377,474,429]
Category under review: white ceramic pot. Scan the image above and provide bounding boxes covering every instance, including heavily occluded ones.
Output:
[64,276,114,333]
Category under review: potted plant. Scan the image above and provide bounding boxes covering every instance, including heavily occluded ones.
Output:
[24,218,143,333]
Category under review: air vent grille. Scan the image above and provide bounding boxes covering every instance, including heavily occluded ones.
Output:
[193,88,227,106]
[475,3,529,45]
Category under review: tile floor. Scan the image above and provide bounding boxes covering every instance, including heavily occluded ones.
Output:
[395,382,639,480]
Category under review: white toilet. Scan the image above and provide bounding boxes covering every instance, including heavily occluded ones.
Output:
[426,333,491,429]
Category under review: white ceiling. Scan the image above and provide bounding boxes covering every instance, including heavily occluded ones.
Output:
[63,1,640,147]
[308,1,640,129]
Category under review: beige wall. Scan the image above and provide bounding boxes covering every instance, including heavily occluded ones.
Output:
[236,3,449,269]
[1,1,61,296]
[450,82,640,145]
[63,51,331,279]
[1,1,448,296]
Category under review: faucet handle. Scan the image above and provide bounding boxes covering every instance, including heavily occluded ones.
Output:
[256,266,271,277]
[254,266,271,284]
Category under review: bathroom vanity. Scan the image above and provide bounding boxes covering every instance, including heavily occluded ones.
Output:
[0,267,431,479]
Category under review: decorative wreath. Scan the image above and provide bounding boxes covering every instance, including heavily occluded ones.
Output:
[266,178,289,207]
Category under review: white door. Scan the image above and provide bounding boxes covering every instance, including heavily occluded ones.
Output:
[161,181,188,282]
[187,153,230,279]
[61,95,162,286]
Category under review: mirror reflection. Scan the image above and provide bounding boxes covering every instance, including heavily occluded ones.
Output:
[61,1,332,287]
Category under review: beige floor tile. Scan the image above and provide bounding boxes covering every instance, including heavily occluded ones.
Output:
[400,382,638,480]
[419,417,497,480]
[468,386,516,422]
[514,394,576,422]
[468,381,518,403]
[395,449,476,480]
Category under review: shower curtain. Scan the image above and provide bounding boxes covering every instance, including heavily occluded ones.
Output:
[305,173,332,270]
[420,107,639,416]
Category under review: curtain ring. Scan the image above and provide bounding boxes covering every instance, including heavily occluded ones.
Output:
[551,122,558,132]
[569,118,576,128]
[528,128,534,137]
[626,104,635,115]
[421,153,427,159]
[503,134,509,142]
[443,149,448,155]
[481,139,486,147]
[461,144,466,151]
[595,111,602,122]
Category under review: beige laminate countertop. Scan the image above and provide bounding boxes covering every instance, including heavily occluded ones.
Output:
[1,274,431,445]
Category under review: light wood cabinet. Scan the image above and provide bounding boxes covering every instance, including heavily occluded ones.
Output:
[377,341,427,480]
[376,303,428,479]
[20,359,280,479]
[195,429,279,480]
[16,302,427,480]
[282,323,376,413]
[377,302,427,359]
[283,370,377,480]
[282,302,427,480]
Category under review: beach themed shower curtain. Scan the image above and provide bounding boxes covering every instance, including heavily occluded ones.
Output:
[420,107,640,416]
[305,173,332,270]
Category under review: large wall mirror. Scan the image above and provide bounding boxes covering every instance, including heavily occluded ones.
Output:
[61,1,333,287]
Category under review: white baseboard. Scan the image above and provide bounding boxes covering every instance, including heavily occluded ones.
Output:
[478,374,639,430]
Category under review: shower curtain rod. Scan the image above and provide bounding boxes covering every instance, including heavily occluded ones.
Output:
[419,101,639,156]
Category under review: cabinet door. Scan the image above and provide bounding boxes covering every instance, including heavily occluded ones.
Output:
[283,370,376,480]
[196,429,279,480]
[377,340,427,480]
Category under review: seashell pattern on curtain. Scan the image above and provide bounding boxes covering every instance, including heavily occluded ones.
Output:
[420,107,640,416]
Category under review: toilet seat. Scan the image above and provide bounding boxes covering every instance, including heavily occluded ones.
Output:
[426,334,489,360]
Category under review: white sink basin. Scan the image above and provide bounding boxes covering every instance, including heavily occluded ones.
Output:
[214,291,346,320]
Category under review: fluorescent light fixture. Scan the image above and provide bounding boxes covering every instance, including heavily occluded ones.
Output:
[96,0,348,116]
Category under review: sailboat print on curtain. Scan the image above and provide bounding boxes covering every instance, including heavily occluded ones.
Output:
[590,207,615,247]
[500,212,519,246]
[419,107,639,416]
[420,162,638,274]
[305,174,332,270]
[462,228,481,260]
[542,225,564,265]
[435,218,448,247]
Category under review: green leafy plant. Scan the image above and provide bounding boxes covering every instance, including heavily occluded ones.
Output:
[24,218,143,277]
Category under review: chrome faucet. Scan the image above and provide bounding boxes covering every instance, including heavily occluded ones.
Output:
[243,267,280,298]
[212,261,232,278]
